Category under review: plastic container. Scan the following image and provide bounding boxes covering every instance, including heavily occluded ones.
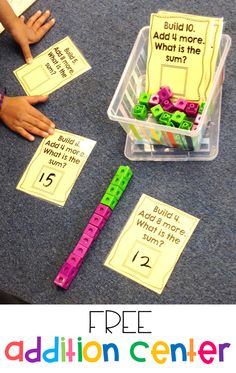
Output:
[107,26,231,161]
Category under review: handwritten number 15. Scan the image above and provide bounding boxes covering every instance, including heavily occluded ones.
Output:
[39,173,56,187]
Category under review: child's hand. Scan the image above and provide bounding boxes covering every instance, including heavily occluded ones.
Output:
[0,95,55,141]
[10,10,55,64]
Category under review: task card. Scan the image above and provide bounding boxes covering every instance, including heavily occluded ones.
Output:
[0,0,36,33]
[14,37,91,95]
[105,194,199,294]
[146,11,223,102]
[17,129,96,206]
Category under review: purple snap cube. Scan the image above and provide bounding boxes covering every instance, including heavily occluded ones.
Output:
[83,223,100,240]
[161,99,175,112]
[89,213,107,230]
[95,203,112,220]
[185,102,199,116]
[174,98,187,111]
[158,86,173,102]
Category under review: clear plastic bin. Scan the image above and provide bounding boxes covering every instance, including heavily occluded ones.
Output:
[107,26,231,161]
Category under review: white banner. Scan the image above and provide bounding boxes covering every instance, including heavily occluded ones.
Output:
[0,305,234,372]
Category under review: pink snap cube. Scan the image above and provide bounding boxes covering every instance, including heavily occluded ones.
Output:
[54,263,78,289]
[174,98,187,111]
[89,213,107,230]
[67,252,83,269]
[158,86,173,102]
[185,102,199,116]
[148,94,160,107]
[191,124,199,131]
[161,99,175,112]
[83,223,100,240]
[194,113,202,125]
[78,233,94,248]
[95,203,112,220]
[73,242,89,257]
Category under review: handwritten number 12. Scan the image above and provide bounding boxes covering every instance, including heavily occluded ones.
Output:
[132,251,151,268]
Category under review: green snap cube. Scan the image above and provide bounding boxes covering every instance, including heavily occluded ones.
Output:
[198,102,205,114]
[111,174,128,191]
[151,104,164,120]
[138,92,151,108]
[115,165,133,181]
[171,111,186,127]
[132,104,148,120]
[179,120,193,130]
[165,121,175,127]
[105,184,123,201]
[159,112,172,125]
[100,193,118,210]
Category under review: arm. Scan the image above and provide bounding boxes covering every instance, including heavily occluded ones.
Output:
[0,0,18,32]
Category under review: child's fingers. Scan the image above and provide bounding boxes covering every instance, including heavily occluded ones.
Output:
[21,120,52,138]
[24,113,55,134]
[31,10,51,30]
[26,98,55,128]
[13,126,35,142]
[20,41,33,64]
[26,10,42,28]
[35,18,55,41]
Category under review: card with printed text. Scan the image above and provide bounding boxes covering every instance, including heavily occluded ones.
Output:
[17,129,96,206]
[105,194,199,294]
[14,37,91,95]
[146,11,223,102]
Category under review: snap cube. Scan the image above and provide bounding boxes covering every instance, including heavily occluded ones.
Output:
[78,233,94,248]
[148,94,160,107]
[179,120,193,130]
[174,98,187,111]
[198,102,205,114]
[159,112,172,125]
[105,184,123,201]
[95,204,112,220]
[170,111,186,127]
[194,113,202,125]
[132,104,148,120]
[151,104,164,120]
[67,252,83,269]
[111,174,128,191]
[54,273,72,289]
[73,242,89,257]
[161,99,175,112]
[158,86,173,101]
[166,121,175,127]
[54,263,78,289]
[185,102,199,116]
[138,92,151,107]
[89,213,107,230]
[116,165,132,178]
[83,223,100,239]
[191,124,199,131]
[100,193,118,210]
